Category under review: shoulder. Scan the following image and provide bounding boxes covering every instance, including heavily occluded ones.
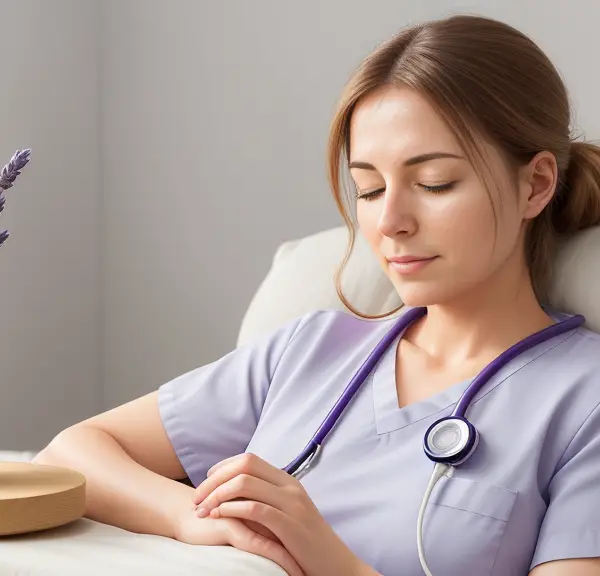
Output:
[549,313,600,387]
[288,307,399,347]
[561,323,600,405]
[545,309,600,376]
[260,307,401,377]
[532,311,600,442]
[236,307,398,368]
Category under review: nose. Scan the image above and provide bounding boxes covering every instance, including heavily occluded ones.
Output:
[377,185,418,238]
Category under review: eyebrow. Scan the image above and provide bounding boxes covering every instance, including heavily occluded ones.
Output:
[348,152,465,170]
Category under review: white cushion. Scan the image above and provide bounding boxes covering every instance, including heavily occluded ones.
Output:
[237,228,400,347]
[237,225,600,347]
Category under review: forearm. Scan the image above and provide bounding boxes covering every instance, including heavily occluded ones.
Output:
[33,425,194,538]
[356,561,382,576]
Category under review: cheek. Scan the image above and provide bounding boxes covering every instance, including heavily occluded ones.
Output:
[426,193,500,280]
[428,192,494,246]
[458,210,494,244]
[436,192,521,272]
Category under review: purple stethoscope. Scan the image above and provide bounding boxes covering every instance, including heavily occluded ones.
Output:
[281,305,585,575]
[283,305,585,476]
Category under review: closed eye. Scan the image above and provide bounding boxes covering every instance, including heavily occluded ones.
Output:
[419,182,457,193]
[356,182,456,201]
[356,187,385,201]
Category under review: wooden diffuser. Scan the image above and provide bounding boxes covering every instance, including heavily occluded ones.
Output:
[0,462,86,536]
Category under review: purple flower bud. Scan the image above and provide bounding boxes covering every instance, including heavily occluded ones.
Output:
[0,148,31,247]
[0,149,31,191]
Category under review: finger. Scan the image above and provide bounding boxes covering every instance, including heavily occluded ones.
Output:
[194,453,292,505]
[212,500,305,554]
[242,519,279,542]
[206,454,243,476]
[194,456,246,505]
[226,518,305,576]
[196,475,290,517]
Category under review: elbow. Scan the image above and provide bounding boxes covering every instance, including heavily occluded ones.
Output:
[32,425,88,466]
[32,429,68,465]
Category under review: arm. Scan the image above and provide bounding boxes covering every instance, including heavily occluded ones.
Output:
[34,392,306,576]
[530,559,600,575]
[357,561,382,576]
[31,313,303,534]
[33,391,193,537]
[33,317,309,575]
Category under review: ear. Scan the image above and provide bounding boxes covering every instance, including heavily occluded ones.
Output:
[517,151,558,220]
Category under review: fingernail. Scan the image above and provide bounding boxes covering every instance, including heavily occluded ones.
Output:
[196,507,207,518]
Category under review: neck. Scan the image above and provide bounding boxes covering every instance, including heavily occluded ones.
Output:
[409,261,554,367]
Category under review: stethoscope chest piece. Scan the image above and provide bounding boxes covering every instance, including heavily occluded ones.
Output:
[423,416,479,466]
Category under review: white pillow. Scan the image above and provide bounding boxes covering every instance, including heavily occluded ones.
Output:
[237,226,600,347]
[237,228,398,347]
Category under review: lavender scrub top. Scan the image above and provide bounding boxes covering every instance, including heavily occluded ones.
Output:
[158,307,600,576]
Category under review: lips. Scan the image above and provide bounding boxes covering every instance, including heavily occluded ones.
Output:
[387,255,438,275]
[387,255,437,264]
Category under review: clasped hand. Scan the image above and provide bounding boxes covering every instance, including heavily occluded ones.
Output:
[190,453,370,576]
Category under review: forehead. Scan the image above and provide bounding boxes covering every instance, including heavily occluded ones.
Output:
[349,85,462,164]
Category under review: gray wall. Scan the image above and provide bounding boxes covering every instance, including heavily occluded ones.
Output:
[101,0,600,409]
[3,1,600,447]
[0,0,101,449]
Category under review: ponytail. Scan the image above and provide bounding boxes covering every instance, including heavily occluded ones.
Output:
[553,141,600,234]
[527,141,600,302]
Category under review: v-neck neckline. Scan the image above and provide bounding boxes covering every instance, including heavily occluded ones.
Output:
[371,309,578,435]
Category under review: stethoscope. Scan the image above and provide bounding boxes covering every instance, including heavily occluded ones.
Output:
[281,306,585,575]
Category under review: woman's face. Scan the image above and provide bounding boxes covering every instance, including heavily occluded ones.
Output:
[349,85,551,308]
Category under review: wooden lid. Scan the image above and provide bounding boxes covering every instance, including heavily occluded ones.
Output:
[0,462,86,536]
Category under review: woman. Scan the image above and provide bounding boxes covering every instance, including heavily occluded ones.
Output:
[35,14,600,576]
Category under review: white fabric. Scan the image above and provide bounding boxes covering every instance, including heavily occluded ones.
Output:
[0,518,286,575]
[0,450,37,462]
[238,225,600,347]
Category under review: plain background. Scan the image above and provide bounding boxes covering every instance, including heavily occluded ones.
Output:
[1,0,599,449]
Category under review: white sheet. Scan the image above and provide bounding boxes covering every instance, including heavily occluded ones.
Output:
[0,450,37,462]
[0,517,288,575]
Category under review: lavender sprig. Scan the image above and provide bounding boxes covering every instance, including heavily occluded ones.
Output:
[0,148,32,248]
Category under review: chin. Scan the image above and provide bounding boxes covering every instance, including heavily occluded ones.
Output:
[390,280,459,308]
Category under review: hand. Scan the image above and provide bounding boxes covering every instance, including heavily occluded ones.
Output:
[192,453,369,576]
[175,500,304,576]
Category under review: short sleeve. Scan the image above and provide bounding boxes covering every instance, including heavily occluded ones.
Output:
[157,316,304,486]
[530,402,600,570]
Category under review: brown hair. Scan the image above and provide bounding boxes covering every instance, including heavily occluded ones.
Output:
[328,14,600,318]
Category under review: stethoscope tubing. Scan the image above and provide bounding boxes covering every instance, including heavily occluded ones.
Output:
[283,307,584,476]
